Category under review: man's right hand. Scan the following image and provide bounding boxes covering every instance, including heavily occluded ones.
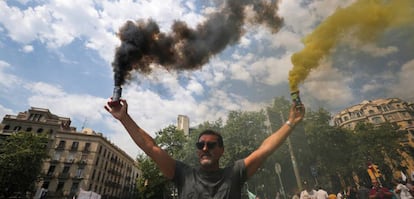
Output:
[105,98,128,121]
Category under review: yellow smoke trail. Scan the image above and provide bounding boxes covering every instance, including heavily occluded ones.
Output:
[289,0,414,92]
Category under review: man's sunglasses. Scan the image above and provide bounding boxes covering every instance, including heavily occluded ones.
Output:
[195,141,218,150]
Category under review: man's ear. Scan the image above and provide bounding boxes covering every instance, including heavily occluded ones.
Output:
[218,147,224,155]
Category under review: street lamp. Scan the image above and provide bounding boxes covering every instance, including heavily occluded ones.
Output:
[279,111,302,191]
[275,163,287,199]
[266,109,302,191]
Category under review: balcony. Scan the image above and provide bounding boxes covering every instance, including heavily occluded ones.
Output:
[58,173,70,179]
[64,159,75,164]
[69,147,78,152]
[55,146,65,151]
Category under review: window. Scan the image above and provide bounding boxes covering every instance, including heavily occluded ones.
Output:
[62,166,70,174]
[26,127,32,132]
[377,106,382,112]
[402,112,409,117]
[92,170,96,180]
[4,125,10,130]
[368,110,375,114]
[372,117,383,124]
[56,182,65,192]
[57,140,66,149]
[53,152,61,161]
[42,181,50,189]
[71,142,79,151]
[95,157,100,166]
[98,145,102,154]
[67,153,75,163]
[71,182,79,194]
[13,126,21,131]
[37,128,44,133]
[84,143,91,152]
[76,168,84,178]
[47,165,56,176]
[29,113,42,121]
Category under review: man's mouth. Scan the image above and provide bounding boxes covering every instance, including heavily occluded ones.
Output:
[201,154,211,159]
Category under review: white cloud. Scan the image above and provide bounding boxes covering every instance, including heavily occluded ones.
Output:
[390,59,414,100]
[279,0,317,35]
[21,45,34,53]
[0,104,14,121]
[229,63,252,82]
[186,79,204,95]
[0,60,21,88]
[303,60,355,107]
[250,54,292,86]
[343,36,399,57]
[361,81,384,93]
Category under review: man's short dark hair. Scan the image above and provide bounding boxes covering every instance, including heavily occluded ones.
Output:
[197,129,224,147]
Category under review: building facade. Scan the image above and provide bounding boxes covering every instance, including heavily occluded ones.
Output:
[0,107,140,199]
[177,115,190,136]
[332,98,414,176]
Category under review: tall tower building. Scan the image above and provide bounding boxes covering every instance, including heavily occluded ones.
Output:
[177,115,190,136]
[0,107,140,199]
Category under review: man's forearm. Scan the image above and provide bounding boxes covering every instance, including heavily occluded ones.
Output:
[119,113,157,154]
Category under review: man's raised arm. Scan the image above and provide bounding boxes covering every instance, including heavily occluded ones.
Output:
[244,103,305,178]
[105,99,176,179]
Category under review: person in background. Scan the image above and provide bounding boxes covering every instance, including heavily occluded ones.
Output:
[316,186,329,199]
[357,182,370,199]
[300,181,317,199]
[395,179,414,199]
[369,181,393,199]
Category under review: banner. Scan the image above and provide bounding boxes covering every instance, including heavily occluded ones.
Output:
[77,189,101,199]
[247,189,256,199]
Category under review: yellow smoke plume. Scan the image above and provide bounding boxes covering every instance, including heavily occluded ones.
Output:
[289,0,414,92]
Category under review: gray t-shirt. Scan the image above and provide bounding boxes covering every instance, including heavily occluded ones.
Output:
[172,159,247,199]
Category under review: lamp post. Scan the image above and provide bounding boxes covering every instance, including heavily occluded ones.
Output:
[279,111,302,191]
[275,163,287,199]
[265,108,302,191]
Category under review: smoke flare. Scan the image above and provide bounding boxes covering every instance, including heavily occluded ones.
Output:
[289,0,414,92]
[112,0,283,86]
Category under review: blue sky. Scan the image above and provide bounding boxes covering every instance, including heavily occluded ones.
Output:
[1,0,413,158]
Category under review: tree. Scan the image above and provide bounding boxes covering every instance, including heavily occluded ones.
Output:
[351,122,403,182]
[303,108,351,189]
[135,125,188,199]
[136,154,168,199]
[0,132,49,198]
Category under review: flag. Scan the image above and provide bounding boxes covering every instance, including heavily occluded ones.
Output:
[247,189,256,199]
[401,171,407,182]
[411,170,414,181]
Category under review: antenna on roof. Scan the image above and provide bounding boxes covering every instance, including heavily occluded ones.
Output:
[81,118,88,130]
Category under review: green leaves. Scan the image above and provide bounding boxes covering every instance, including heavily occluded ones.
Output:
[0,132,49,198]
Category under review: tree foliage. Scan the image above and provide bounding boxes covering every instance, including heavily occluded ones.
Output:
[0,132,49,198]
[135,125,188,199]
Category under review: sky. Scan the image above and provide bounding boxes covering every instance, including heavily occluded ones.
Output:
[1,0,414,159]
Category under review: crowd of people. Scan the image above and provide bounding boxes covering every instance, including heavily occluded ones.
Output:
[291,178,414,199]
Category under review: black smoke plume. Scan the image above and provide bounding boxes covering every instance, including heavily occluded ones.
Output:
[112,0,283,86]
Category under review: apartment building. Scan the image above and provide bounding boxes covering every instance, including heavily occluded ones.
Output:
[332,98,414,175]
[0,107,140,199]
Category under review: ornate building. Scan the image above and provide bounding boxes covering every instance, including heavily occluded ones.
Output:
[0,107,140,199]
[332,98,414,178]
